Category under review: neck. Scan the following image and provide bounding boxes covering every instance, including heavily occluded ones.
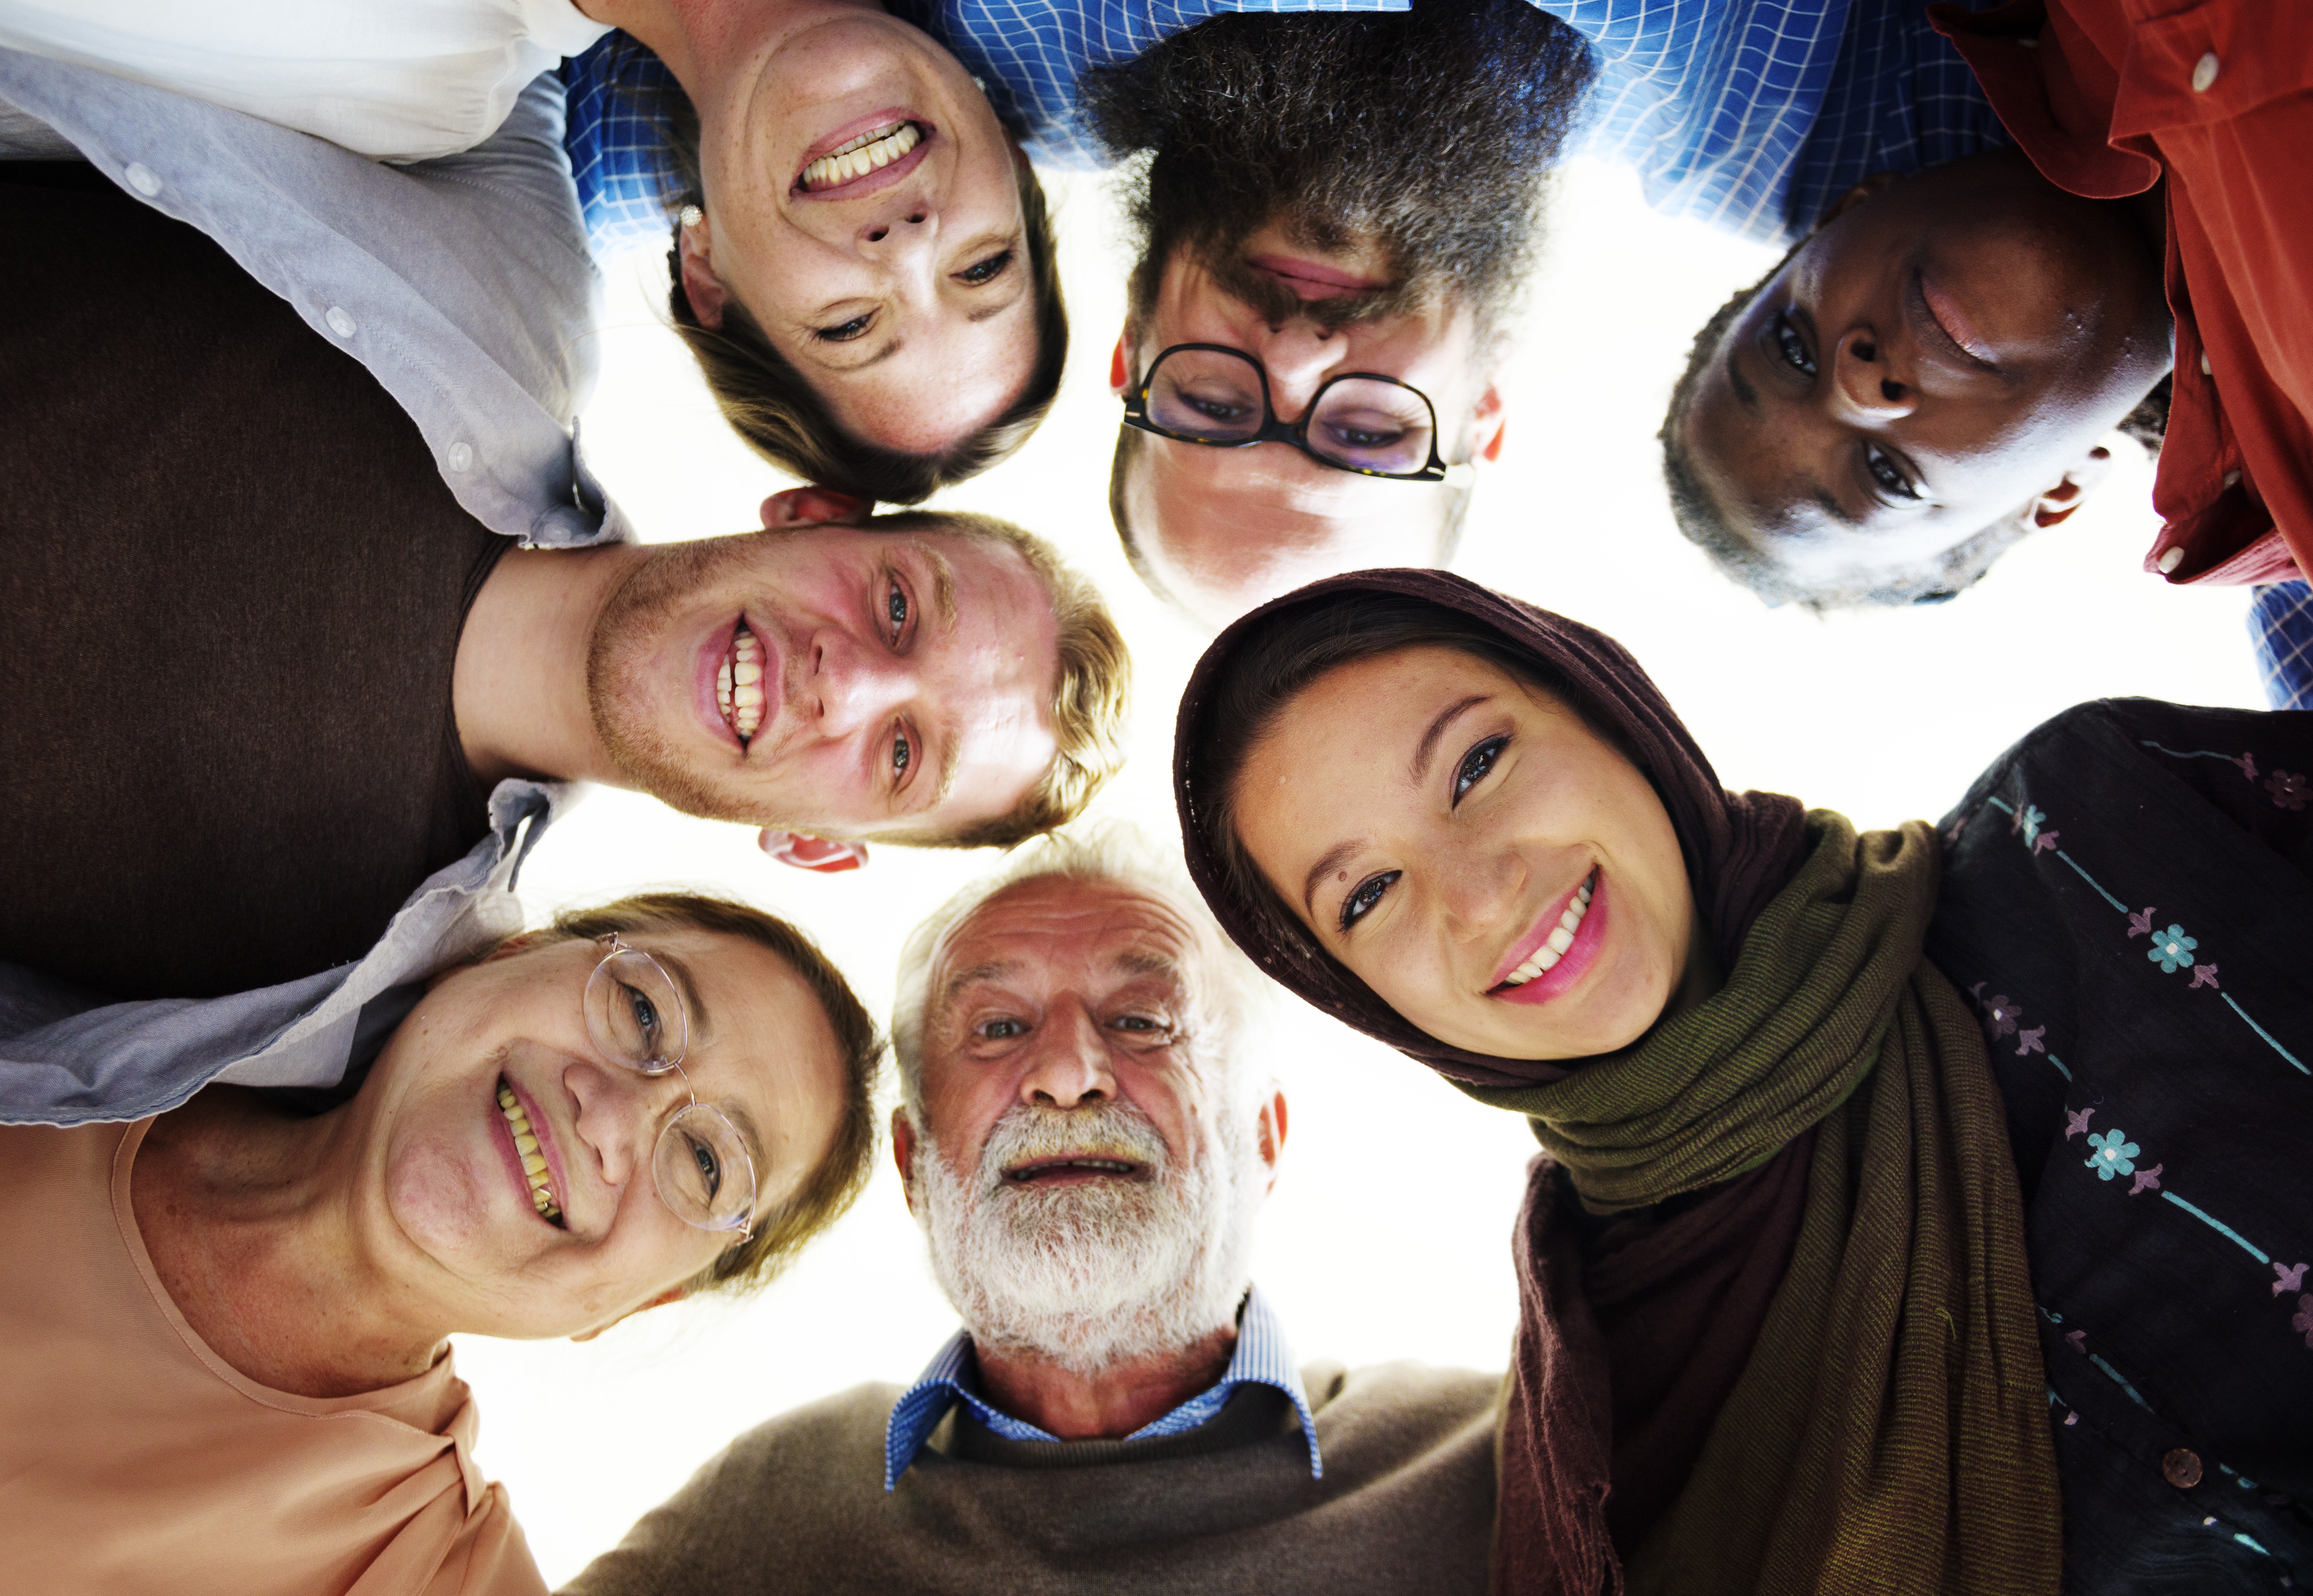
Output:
[131,1090,450,1400]
[972,1323,1238,1441]
[454,541,648,790]
[573,0,884,90]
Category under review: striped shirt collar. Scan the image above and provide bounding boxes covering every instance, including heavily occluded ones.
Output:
[882,1284,1319,1489]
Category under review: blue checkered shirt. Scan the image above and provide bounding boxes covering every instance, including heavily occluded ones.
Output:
[560,0,2009,251]
[881,1285,1320,1489]
[2250,582,2313,712]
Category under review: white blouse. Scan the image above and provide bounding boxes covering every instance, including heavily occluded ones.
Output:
[0,0,610,162]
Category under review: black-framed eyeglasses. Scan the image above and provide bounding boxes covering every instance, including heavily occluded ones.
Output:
[1120,343,1474,485]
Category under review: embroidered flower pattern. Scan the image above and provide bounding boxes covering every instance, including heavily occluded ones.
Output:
[2277,1262,2310,1297]
[2129,1163,2163,1195]
[2015,1025,2046,1057]
[2295,1295,2313,1351]
[2065,1108,2093,1140]
[2127,907,2155,939]
[2147,925,2198,973]
[1981,994,2020,1041]
[2033,830,2061,856]
[2231,751,2259,782]
[2189,964,2220,989]
[2085,1129,2139,1180]
[2016,804,2048,846]
[2267,770,2311,811]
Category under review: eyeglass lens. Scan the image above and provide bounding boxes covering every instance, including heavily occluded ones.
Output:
[584,946,756,1234]
[1146,347,1435,475]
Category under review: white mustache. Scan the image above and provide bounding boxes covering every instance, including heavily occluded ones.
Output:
[976,1102,1171,1190]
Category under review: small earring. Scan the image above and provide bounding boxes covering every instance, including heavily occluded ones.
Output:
[679,203,704,229]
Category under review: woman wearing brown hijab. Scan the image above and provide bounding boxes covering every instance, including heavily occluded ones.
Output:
[1172,569,2313,1596]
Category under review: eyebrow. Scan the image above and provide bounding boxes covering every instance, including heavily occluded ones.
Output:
[1411,695,1488,785]
[1728,353,1759,415]
[906,543,958,632]
[654,950,714,1048]
[941,959,1020,1007]
[1301,838,1365,922]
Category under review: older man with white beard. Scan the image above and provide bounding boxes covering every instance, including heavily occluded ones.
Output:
[562,831,1502,1596]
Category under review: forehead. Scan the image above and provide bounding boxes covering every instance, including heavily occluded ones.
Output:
[932,877,1205,1000]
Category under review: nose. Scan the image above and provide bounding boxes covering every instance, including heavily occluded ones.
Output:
[1434,846,1526,944]
[568,1061,684,1195]
[1016,1007,1116,1110]
[1829,327,1918,423]
[1250,316,1344,422]
[806,627,914,737]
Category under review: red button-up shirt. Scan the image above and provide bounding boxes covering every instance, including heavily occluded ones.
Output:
[1931,0,2313,586]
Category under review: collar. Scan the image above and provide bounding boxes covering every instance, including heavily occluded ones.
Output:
[882,1284,1320,1489]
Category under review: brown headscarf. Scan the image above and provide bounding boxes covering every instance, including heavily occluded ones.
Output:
[1171,570,2058,1596]
[1174,569,1811,1088]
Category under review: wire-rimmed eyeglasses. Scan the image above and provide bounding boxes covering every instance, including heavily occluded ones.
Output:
[584,934,759,1240]
[1120,343,1475,485]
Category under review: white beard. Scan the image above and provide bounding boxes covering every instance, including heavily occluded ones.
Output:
[911,1099,1263,1375]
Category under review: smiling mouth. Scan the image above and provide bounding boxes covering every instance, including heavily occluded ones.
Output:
[716,621,767,745]
[1494,869,1597,991]
[1002,1154,1147,1185]
[801,121,922,192]
[497,1078,564,1225]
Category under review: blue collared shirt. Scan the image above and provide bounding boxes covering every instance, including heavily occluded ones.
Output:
[882,1285,1321,1490]
[563,0,2008,249]
[2250,581,2313,712]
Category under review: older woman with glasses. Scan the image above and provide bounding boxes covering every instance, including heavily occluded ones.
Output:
[0,891,881,1596]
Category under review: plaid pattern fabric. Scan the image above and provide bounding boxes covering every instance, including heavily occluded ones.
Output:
[559,0,2010,251]
[882,1285,1321,1488]
[2250,581,2313,712]
[561,37,683,255]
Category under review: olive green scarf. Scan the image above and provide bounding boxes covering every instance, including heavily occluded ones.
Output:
[1461,814,2060,1596]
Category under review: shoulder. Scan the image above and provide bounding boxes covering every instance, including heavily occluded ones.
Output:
[1304,1360,1503,1443]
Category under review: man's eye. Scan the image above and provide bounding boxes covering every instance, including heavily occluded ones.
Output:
[957,249,1013,286]
[1338,869,1401,933]
[1866,445,1919,502]
[1772,311,1816,378]
[977,1018,1027,1040]
[1184,393,1256,423]
[1454,736,1507,803]
[886,581,908,642]
[892,731,912,778]
[1111,1015,1160,1032]
[816,314,873,343]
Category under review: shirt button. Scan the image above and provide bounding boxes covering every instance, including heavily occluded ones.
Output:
[2223,468,2241,489]
[2191,52,2219,93]
[2199,350,2213,377]
[446,441,475,473]
[124,162,162,196]
[2163,1448,2204,1488]
[325,306,357,339]
[2157,546,2186,574]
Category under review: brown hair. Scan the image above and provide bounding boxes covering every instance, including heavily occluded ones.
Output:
[863,510,1133,849]
[530,892,884,1300]
[641,74,1068,505]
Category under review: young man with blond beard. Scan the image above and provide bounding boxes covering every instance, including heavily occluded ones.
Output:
[0,158,1126,1006]
[564,831,1501,1596]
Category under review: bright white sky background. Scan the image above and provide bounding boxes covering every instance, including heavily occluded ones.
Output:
[458,158,2261,1586]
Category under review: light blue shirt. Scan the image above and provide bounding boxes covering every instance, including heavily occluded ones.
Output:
[0,783,570,1127]
[0,46,632,548]
[882,1284,1321,1489]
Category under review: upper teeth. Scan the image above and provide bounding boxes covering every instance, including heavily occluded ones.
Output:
[716,623,766,742]
[1500,873,1596,988]
[497,1080,561,1223]
[803,122,920,190]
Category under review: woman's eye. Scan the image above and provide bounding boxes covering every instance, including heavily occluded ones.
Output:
[624,985,661,1041]
[1772,311,1816,378]
[815,314,873,343]
[886,581,908,642]
[1865,445,1919,502]
[1338,869,1401,933]
[687,1136,722,1198]
[957,249,1013,286]
[1454,736,1508,803]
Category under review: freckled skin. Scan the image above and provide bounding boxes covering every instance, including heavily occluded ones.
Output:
[1233,646,1704,1059]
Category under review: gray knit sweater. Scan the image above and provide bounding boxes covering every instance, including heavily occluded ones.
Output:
[561,1360,1502,1596]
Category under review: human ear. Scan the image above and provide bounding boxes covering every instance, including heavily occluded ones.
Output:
[1255,1089,1288,1193]
[570,1286,688,1343]
[1816,170,1903,228]
[759,830,870,872]
[759,487,875,529]
[891,1109,918,1212]
[1473,384,1507,465]
[2028,445,2114,529]
[676,219,730,333]
[1110,329,1132,395]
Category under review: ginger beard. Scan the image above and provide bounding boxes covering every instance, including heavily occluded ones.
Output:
[910,1098,1264,1375]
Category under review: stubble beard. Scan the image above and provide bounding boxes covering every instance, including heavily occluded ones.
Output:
[911,1099,1263,1376]
[585,537,762,823]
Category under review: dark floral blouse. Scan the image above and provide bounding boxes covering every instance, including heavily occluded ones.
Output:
[1929,700,2313,1594]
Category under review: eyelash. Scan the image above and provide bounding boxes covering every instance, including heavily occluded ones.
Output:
[1338,870,1401,934]
[1454,736,1507,804]
[958,249,1012,286]
[1771,310,1816,378]
[1865,444,1919,502]
[814,313,873,343]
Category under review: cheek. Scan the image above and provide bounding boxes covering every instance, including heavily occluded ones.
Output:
[384,1130,497,1262]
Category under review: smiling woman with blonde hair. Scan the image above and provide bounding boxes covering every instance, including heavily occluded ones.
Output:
[0,891,880,1595]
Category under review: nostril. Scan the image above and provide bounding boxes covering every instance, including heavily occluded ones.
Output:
[1880,379,1906,402]
[867,227,888,242]
[1853,338,1878,363]
[907,212,927,225]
